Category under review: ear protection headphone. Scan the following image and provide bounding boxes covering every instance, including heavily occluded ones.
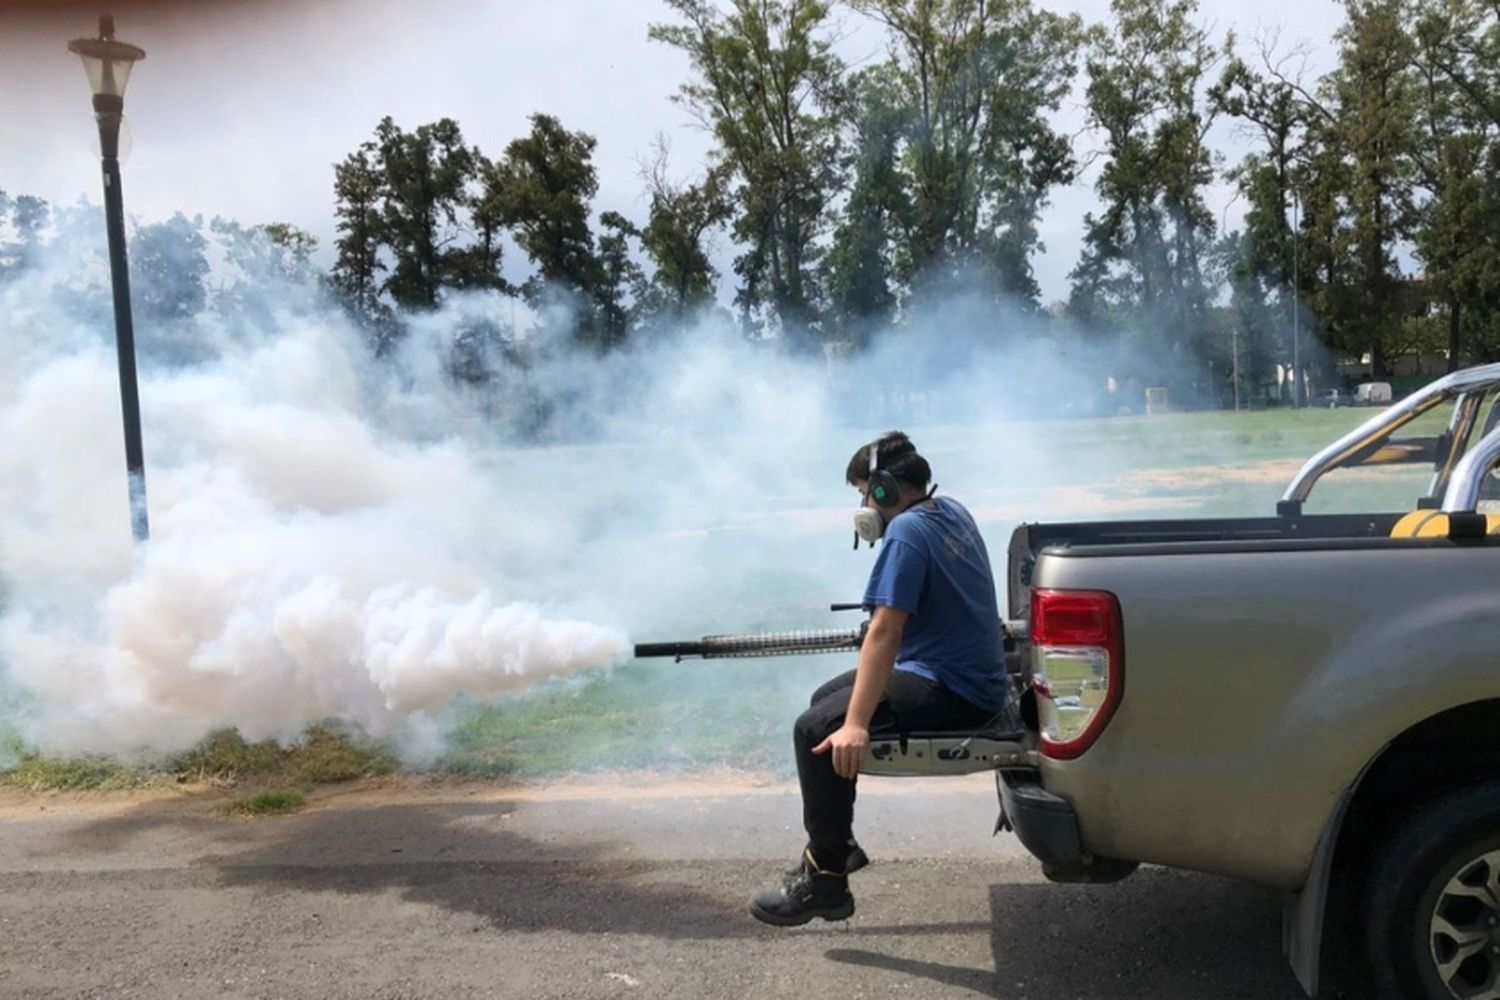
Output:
[865,440,902,511]
[853,438,905,549]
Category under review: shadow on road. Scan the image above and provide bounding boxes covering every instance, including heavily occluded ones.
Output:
[196,800,765,941]
[829,868,1310,999]
[49,794,1355,998]
[52,796,1053,952]
[52,808,225,855]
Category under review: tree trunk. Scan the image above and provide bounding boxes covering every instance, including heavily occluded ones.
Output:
[1447,296,1463,372]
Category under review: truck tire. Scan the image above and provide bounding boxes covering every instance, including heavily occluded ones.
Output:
[1363,780,1500,999]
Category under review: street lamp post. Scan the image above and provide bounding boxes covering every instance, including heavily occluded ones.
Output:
[68,16,149,542]
[1292,190,1302,409]
[1232,325,1241,412]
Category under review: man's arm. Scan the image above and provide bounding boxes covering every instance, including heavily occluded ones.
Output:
[813,604,909,779]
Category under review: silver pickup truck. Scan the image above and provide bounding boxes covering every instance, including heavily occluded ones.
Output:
[952,362,1500,1000]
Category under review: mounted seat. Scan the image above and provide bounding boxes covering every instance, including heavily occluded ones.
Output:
[861,698,1031,776]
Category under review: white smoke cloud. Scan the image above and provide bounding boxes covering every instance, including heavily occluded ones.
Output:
[0,210,1305,765]
[0,289,631,754]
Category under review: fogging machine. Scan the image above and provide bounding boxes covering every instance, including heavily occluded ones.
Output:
[633,604,868,662]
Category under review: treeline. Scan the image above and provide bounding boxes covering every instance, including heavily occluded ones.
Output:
[326,113,707,354]
[0,192,322,359]
[6,0,1500,410]
[320,0,1500,399]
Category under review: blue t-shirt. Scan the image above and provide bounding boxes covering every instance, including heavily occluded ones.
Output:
[861,496,1006,712]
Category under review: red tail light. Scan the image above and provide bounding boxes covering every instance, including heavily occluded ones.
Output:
[1030,589,1124,760]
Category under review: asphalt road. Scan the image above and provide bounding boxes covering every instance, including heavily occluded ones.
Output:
[0,774,1319,1000]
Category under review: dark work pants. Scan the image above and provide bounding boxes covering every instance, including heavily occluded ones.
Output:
[795,668,993,869]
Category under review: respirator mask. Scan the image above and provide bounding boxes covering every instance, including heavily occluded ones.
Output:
[852,505,886,548]
[853,441,902,549]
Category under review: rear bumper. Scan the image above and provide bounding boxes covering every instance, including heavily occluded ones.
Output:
[1000,771,1138,884]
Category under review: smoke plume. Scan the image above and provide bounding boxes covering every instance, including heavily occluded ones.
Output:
[0,210,1276,764]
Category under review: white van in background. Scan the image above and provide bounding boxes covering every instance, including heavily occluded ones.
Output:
[1324,382,1395,407]
[1355,381,1393,405]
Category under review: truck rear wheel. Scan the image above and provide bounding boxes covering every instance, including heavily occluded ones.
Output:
[1363,781,1500,999]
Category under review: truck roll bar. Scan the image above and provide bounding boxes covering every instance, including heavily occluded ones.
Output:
[1280,362,1500,512]
[1442,430,1500,512]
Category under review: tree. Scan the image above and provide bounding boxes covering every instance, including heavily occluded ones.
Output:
[823,67,906,343]
[1411,0,1500,368]
[0,190,11,278]
[259,223,319,273]
[210,218,321,329]
[651,0,847,348]
[1293,108,1361,385]
[1264,0,1421,377]
[332,117,511,345]
[1213,52,1310,393]
[214,219,318,284]
[638,146,733,323]
[1411,0,1500,131]
[372,116,480,310]
[331,141,387,321]
[1326,0,1420,377]
[490,114,602,303]
[849,0,1082,306]
[595,211,645,347]
[483,113,649,350]
[130,212,209,323]
[1068,0,1224,394]
[447,152,509,295]
[0,193,50,279]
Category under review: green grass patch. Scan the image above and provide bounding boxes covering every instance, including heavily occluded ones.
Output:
[434,657,808,779]
[218,789,307,817]
[167,723,395,785]
[0,752,159,791]
[285,723,397,783]
[171,729,283,782]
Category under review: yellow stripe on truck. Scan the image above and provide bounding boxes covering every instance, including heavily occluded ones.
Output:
[1389,511,1500,538]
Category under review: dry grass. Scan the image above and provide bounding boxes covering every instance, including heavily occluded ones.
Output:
[1,723,396,792]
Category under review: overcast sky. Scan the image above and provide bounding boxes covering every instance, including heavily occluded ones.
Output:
[0,0,1350,304]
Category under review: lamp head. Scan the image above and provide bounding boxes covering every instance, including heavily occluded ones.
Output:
[67,16,145,111]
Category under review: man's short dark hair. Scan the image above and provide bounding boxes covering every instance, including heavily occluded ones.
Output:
[845,431,931,490]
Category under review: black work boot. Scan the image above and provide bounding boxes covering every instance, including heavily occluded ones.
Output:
[750,849,855,926]
[781,841,868,888]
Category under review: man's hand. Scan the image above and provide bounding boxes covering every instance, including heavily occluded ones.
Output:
[813,722,870,780]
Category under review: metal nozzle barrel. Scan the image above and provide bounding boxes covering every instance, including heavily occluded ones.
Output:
[633,625,865,661]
